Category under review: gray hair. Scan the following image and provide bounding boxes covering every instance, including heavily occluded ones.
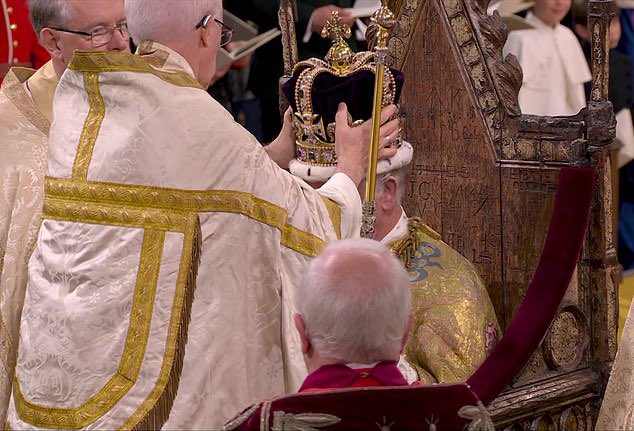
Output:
[28,0,72,36]
[298,238,411,364]
[376,166,407,203]
[125,0,221,44]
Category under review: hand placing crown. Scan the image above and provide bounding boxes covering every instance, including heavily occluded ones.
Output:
[281,9,411,183]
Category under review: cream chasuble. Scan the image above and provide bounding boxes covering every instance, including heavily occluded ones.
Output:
[6,44,360,430]
[0,61,57,424]
[503,12,591,117]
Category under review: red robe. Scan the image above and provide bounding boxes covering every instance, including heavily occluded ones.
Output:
[0,0,49,83]
[223,362,493,431]
[223,364,485,431]
[298,361,411,392]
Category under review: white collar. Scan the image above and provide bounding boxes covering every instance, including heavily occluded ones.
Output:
[345,361,380,369]
[525,11,559,32]
[380,207,409,245]
[21,80,34,102]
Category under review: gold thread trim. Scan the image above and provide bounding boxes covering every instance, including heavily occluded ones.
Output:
[0,317,15,377]
[71,72,105,180]
[282,225,324,257]
[389,217,439,268]
[221,404,261,431]
[14,229,165,429]
[68,51,202,89]
[1,67,50,136]
[122,215,200,430]
[137,42,169,68]
[46,178,326,257]
[43,196,190,232]
[321,197,342,240]
[261,401,272,431]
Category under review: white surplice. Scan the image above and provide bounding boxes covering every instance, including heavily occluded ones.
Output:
[0,61,57,424]
[503,12,592,116]
[6,43,360,430]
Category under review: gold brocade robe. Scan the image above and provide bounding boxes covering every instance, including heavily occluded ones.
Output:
[597,300,634,429]
[389,218,500,384]
[6,44,361,430]
[0,61,57,422]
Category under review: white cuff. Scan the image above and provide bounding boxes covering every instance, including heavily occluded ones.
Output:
[318,172,362,239]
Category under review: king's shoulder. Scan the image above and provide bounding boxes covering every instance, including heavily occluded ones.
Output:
[389,217,483,280]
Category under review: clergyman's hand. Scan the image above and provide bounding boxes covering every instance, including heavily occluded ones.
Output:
[311,5,355,33]
[265,108,295,170]
[334,103,399,187]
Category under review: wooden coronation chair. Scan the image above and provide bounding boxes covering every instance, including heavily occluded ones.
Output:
[259,0,617,429]
[383,0,617,428]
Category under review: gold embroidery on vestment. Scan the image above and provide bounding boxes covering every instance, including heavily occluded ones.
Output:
[12,46,329,425]
[43,196,191,232]
[69,51,202,90]
[220,404,261,431]
[71,72,105,180]
[122,215,200,430]
[46,178,326,257]
[1,67,50,136]
[14,229,166,429]
[0,317,14,377]
[321,197,342,240]
[389,218,500,384]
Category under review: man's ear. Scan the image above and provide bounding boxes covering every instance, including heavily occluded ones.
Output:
[294,313,312,355]
[39,28,62,59]
[379,176,399,211]
[200,19,214,48]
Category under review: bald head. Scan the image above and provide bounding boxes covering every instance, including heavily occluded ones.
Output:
[124,0,223,87]
[125,0,220,44]
[298,238,412,365]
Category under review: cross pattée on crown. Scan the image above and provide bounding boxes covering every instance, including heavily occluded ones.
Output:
[320,10,352,42]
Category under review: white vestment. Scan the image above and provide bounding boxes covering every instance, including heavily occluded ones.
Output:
[6,43,360,430]
[503,12,591,117]
[0,61,57,423]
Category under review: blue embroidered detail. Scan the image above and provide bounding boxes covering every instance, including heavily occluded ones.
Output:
[408,241,443,282]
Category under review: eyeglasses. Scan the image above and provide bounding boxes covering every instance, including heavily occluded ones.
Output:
[195,15,233,47]
[50,22,130,48]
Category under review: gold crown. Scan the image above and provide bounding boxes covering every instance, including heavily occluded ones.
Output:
[290,11,398,168]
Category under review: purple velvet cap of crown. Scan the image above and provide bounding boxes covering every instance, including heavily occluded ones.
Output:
[282,68,405,126]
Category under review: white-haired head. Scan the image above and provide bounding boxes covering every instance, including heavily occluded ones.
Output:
[375,165,407,203]
[33,0,130,78]
[297,238,412,366]
[28,0,72,36]
[125,0,221,44]
[124,0,222,87]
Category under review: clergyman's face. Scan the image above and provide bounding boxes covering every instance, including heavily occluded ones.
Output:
[57,0,130,67]
[533,0,572,27]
